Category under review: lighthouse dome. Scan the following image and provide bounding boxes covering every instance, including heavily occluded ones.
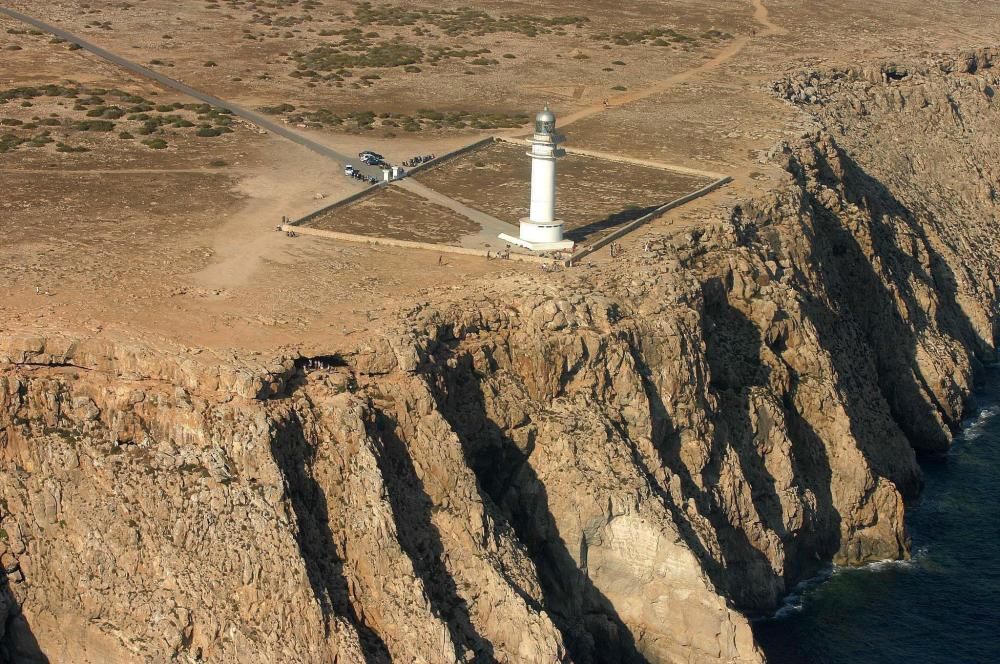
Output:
[535,106,556,135]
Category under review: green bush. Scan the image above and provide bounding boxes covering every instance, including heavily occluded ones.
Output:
[260,103,296,114]
[73,119,115,131]
[56,141,89,152]
[119,131,134,139]
[701,29,731,40]
[0,133,26,152]
[141,138,168,149]
[602,27,694,46]
[293,41,423,71]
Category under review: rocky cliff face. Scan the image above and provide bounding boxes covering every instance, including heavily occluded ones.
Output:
[2,49,998,663]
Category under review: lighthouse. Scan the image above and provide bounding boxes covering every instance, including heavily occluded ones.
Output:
[499,106,575,252]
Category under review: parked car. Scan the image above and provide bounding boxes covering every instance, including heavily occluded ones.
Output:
[359,151,385,166]
[344,164,356,176]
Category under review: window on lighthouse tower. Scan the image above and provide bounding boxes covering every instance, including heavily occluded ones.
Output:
[536,107,555,135]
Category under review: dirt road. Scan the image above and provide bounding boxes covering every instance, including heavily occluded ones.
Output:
[549,0,786,130]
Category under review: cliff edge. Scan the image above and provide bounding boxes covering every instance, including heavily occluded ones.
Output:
[2,48,999,663]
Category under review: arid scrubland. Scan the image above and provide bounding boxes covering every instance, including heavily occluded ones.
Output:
[2,0,1000,662]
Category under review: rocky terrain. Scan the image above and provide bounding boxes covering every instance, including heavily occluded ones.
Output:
[2,37,999,664]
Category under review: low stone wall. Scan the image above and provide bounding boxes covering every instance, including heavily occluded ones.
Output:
[285,182,388,228]
[568,176,733,265]
[279,224,552,264]
[401,136,496,177]
[283,134,730,267]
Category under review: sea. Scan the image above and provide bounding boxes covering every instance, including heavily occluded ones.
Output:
[753,367,1000,664]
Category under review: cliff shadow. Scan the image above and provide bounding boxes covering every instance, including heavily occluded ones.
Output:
[701,277,832,608]
[270,410,390,664]
[565,204,661,244]
[793,142,986,457]
[623,277,841,611]
[365,408,495,663]
[780,394,841,580]
[429,356,650,664]
[0,590,48,664]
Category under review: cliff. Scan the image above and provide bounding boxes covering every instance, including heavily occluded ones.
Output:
[1,48,999,663]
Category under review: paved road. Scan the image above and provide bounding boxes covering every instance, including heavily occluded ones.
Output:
[0,5,381,174]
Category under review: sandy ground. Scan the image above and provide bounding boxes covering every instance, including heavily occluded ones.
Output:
[308,186,480,245]
[4,0,752,123]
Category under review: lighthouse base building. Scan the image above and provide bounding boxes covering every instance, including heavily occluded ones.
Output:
[498,106,575,252]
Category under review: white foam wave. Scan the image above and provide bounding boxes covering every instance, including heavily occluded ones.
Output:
[757,567,833,621]
[759,550,927,621]
[955,404,1000,444]
[832,546,927,574]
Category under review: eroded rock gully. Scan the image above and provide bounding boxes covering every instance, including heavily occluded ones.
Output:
[2,49,999,663]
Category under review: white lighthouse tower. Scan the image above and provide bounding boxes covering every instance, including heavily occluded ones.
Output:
[499,106,575,252]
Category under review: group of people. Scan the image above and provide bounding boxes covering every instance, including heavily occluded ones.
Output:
[485,247,512,260]
[347,170,380,184]
[403,154,435,167]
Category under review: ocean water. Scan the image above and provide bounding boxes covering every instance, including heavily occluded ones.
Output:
[753,367,1000,664]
